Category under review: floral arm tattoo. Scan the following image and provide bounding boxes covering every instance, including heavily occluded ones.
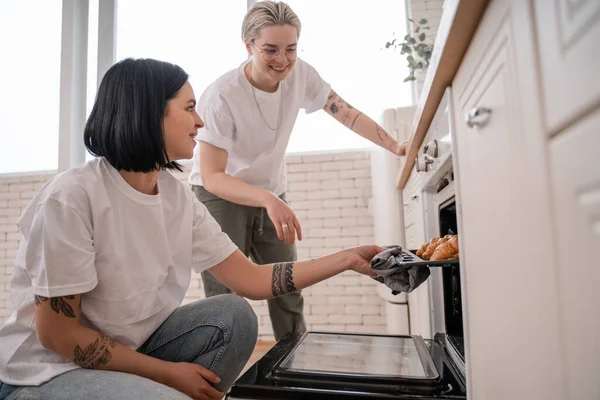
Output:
[272,262,297,297]
[74,334,117,369]
[34,295,77,318]
[34,295,117,369]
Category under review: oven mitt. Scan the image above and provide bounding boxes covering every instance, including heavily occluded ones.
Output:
[370,246,431,295]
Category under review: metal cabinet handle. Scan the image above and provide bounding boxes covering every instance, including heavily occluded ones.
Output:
[423,139,438,158]
[415,155,434,172]
[411,194,419,200]
[466,107,492,128]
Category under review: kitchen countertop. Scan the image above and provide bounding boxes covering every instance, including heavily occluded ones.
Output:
[396,0,489,190]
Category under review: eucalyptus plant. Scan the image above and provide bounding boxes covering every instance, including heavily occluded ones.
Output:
[385,18,433,82]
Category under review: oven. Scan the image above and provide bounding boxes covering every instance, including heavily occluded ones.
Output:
[417,88,465,379]
[226,88,466,400]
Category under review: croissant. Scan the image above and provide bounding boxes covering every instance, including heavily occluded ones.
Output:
[416,237,437,256]
[420,237,439,259]
[416,243,428,256]
[422,237,450,260]
[431,236,459,261]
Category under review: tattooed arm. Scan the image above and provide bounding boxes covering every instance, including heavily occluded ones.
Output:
[34,294,223,399]
[208,245,384,300]
[322,90,406,156]
[36,295,114,367]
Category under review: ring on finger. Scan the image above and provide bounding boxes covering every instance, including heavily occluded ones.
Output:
[282,223,289,230]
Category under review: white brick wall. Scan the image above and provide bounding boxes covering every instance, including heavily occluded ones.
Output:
[0,173,54,321]
[408,0,444,98]
[0,150,385,341]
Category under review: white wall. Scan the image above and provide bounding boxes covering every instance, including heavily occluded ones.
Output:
[0,151,385,341]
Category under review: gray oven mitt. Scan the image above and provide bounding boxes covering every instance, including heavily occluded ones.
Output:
[370,246,431,295]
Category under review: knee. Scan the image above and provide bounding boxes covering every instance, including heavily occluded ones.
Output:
[229,294,258,335]
[222,294,258,352]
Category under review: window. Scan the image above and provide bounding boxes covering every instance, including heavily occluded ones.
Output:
[0,1,410,174]
[81,0,249,163]
[116,0,247,109]
[285,0,411,153]
[0,1,62,174]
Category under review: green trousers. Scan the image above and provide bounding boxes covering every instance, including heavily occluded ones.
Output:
[191,185,306,341]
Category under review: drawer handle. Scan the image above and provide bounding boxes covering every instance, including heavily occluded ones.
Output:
[466,107,492,128]
[411,194,419,200]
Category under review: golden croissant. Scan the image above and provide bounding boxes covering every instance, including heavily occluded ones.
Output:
[422,237,450,260]
[416,237,438,256]
[431,236,459,261]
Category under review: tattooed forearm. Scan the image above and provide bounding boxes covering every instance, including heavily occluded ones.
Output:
[388,139,396,152]
[34,295,76,318]
[350,112,362,130]
[74,334,117,369]
[375,123,387,142]
[272,262,297,297]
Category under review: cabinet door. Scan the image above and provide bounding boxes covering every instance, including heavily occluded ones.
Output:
[533,0,600,135]
[402,171,424,250]
[452,1,565,399]
[548,108,600,400]
[401,171,430,336]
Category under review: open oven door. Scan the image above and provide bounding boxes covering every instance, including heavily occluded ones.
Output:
[227,330,466,400]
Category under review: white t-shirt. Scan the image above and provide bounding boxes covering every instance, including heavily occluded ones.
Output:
[188,58,331,195]
[0,158,237,386]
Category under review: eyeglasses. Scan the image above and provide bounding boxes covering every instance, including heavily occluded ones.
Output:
[251,41,298,61]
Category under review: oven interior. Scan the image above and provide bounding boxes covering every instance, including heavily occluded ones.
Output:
[438,196,465,359]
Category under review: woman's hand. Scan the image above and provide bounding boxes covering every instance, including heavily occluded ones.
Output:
[264,195,302,244]
[342,245,387,278]
[161,361,224,400]
[394,140,408,157]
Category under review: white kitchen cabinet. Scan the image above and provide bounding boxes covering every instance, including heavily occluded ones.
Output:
[402,170,424,250]
[533,0,600,135]
[548,108,600,400]
[451,0,566,398]
[401,170,430,337]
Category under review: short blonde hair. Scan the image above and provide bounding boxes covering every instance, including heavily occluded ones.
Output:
[242,1,301,42]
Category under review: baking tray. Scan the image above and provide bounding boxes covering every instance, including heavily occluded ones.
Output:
[394,249,459,268]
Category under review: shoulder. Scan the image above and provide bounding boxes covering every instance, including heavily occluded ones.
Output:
[285,58,323,90]
[198,64,248,112]
[158,169,196,205]
[17,160,103,230]
[290,58,318,79]
[42,160,104,207]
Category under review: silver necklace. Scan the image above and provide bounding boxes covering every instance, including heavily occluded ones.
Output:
[248,68,283,131]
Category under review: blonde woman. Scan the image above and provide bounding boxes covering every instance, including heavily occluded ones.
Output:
[189,1,406,341]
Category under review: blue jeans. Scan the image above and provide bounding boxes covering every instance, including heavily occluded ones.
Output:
[0,294,258,399]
